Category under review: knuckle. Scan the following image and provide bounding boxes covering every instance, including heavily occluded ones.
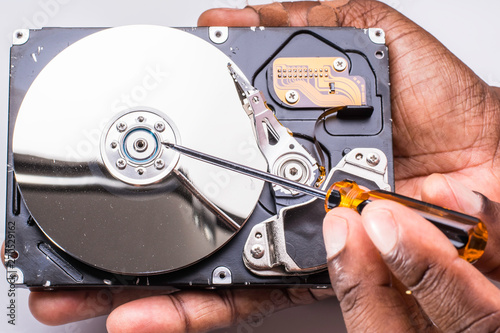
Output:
[385,249,450,295]
[285,288,321,305]
[254,2,289,27]
[334,277,366,314]
[456,310,500,333]
[408,262,448,295]
[338,0,394,28]
[168,294,191,332]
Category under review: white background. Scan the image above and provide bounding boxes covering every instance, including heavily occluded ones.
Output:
[0,0,499,332]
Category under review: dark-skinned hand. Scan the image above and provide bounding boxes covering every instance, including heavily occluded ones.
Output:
[19,1,500,332]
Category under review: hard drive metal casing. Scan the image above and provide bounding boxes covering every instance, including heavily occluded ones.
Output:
[6,27,392,289]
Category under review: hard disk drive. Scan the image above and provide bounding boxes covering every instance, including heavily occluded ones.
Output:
[5,25,392,289]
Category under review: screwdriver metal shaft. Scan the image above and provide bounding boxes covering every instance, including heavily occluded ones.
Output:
[164,142,487,263]
[163,142,328,199]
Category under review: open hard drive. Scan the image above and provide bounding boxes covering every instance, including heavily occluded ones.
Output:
[5,25,392,289]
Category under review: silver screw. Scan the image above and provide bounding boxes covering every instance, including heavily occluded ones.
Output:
[250,244,265,259]
[116,158,126,169]
[154,122,165,132]
[116,122,127,132]
[155,159,165,170]
[137,116,145,122]
[285,90,299,104]
[284,163,304,182]
[252,96,260,104]
[366,152,380,166]
[333,58,347,72]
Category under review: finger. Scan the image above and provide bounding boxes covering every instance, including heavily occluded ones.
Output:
[1,242,5,268]
[107,292,233,333]
[29,285,332,328]
[199,2,325,27]
[323,208,434,331]
[198,7,259,26]
[29,289,171,326]
[362,200,500,331]
[106,288,330,333]
[422,173,500,279]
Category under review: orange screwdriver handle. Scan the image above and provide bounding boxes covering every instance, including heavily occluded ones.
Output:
[325,180,488,263]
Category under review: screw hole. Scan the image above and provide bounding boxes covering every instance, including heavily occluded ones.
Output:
[27,216,35,226]
[219,271,226,279]
[355,153,363,160]
[215,30,222,38]
[16,32,23,39]
[255,232,262,239]
[375,50,384,59]
[134,139,148,152]
[9,251,19,260]
[342,148,351,156]
[289,144,295,149]
[375,30,382,37]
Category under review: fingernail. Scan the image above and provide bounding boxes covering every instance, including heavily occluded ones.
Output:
[323,214,348,259]
[443,175,483,215]
[362,208,398,255]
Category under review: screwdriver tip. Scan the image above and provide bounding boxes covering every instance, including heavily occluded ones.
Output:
[162,142,174,148]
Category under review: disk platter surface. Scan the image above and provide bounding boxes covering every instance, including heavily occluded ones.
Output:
[12,26,267,275]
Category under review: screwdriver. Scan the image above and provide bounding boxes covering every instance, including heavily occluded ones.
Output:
[163,142,488,263]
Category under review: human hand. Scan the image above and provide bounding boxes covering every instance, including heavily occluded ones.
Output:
[28,1,500,332]
[323,173,500,331]
[202,4,500,329]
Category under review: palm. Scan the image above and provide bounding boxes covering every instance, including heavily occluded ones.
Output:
[385,26,500,199]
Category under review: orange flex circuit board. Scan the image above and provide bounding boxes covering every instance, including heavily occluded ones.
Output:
[272,57,366,108]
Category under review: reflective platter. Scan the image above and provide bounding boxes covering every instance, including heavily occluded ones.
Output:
[13,25,267,275]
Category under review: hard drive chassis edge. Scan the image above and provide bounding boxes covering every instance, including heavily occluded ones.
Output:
[5,27,393,289]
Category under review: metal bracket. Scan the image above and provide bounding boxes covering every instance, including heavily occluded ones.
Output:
[6,267,24,285]
[367,28,386,45]
[212,266,232,285]
[243,198,326,276]
[12,29,29,46]
[209,27,229,44]
[243,148,390,276]
[329,148,391,191]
